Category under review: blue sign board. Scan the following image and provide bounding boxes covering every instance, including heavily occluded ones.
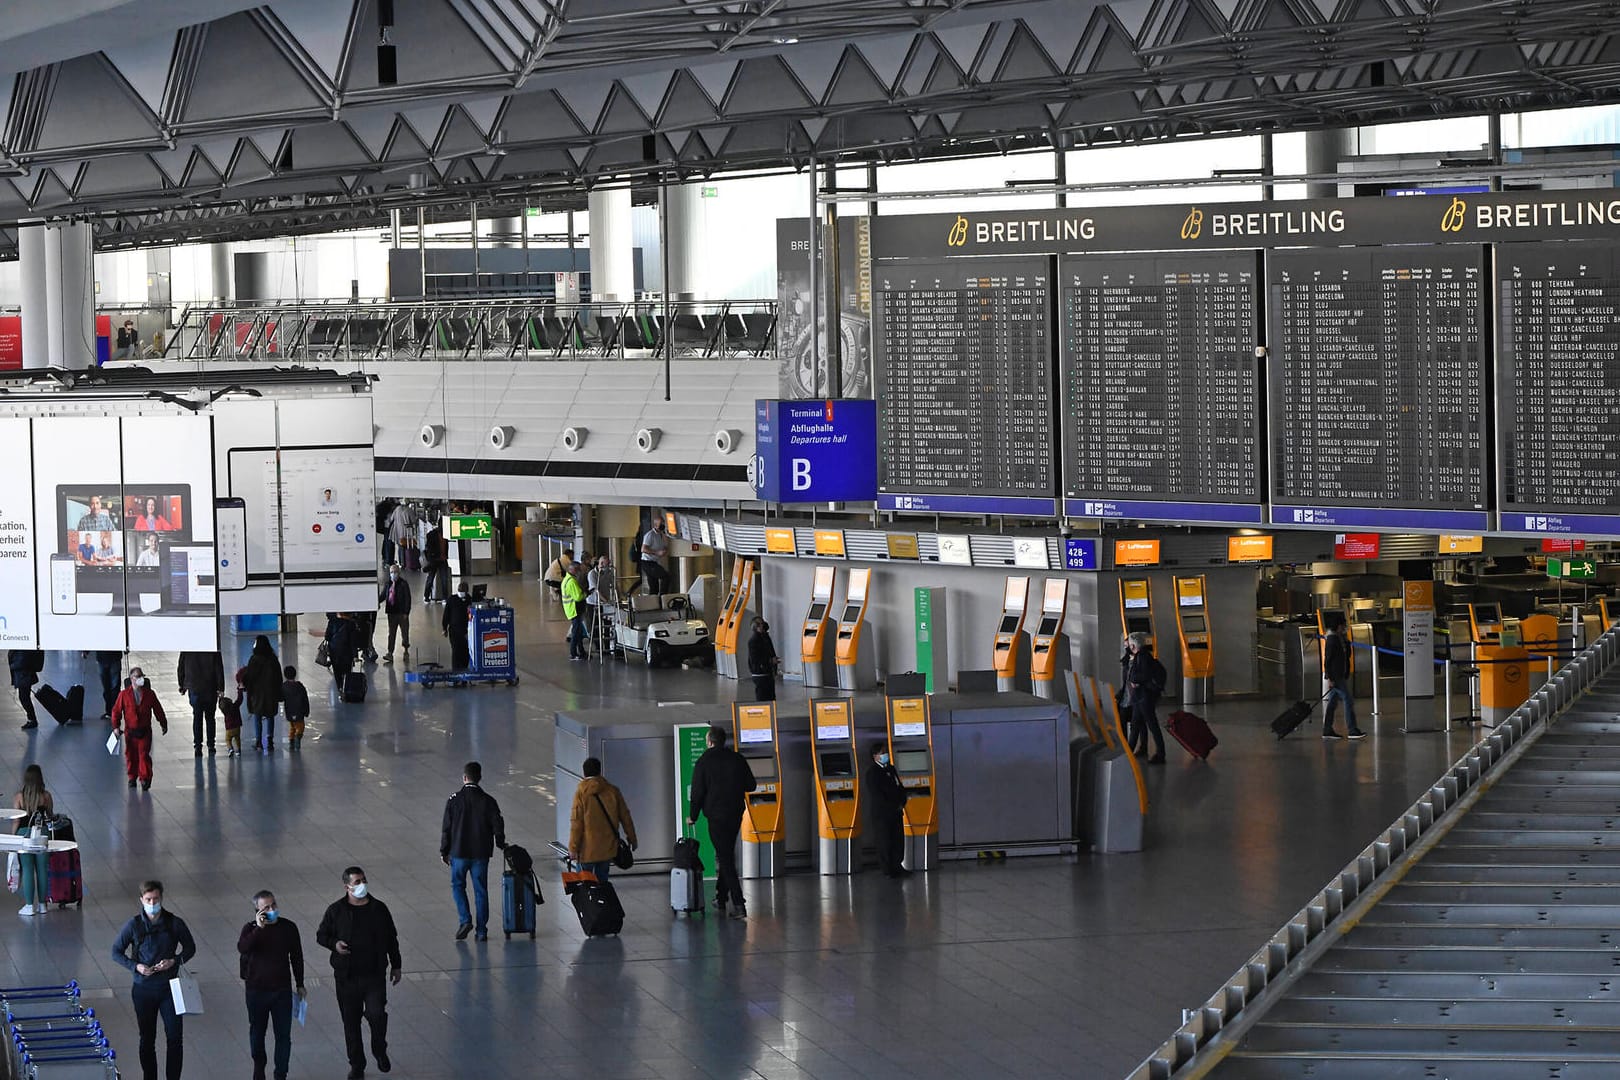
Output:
[754,399,877,504]
[1065,498,1263,526]
[879,492,1057,516]
[1502,511,1620,538]
[1271,505,1490,531]
[1062,538,1098,571]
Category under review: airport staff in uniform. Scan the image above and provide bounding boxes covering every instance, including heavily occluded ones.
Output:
[442,582,472,671]
[746,618,779,702]
[685,726,756,919]
[865,743,911,878]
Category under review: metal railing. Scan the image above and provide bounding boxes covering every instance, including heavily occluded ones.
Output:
[160,297,778,363]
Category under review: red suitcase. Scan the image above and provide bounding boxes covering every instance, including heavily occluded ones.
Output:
[1166,711,1218,760]
[45,849,81,907]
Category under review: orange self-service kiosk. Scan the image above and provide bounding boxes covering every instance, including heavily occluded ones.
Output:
[801,566,838,690]
[714,558,755,680]
[1029,578,1071,702]
[1119,579,1154,646]
[993,575,1033,693]
[835,567,876,691]
[733,701,784,878]
[885,693,937,872]
[1173,575,1214,704]
[810,699,861,875]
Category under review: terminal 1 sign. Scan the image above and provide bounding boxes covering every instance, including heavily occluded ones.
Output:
[753,399,877,504]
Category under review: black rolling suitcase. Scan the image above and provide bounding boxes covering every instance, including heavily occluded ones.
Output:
[1271,694,1326,740]
[550,841,625,937]
[341,672,367,703]
[33,685,82,725]
[501,844,542,939]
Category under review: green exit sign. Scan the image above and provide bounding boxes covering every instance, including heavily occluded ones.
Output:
[446,514,493,540]
[700,185,719,198]
[525,206,541,218]
[1548,556,1597,580]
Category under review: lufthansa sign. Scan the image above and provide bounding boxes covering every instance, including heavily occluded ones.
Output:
[873,191,1620,259]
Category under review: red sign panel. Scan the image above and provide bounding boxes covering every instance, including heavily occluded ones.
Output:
[0,316,19,370]
[1334,533,1381,560]
[1541,538,1587,553]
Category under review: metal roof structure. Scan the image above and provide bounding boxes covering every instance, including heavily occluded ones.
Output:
[0,0,1614,254]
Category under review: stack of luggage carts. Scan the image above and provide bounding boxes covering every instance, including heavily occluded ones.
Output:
[1,981,119,1077]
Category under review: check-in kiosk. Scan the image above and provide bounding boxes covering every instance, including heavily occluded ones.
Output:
[1601,597,1618,631]
[1119,579,1155,645]
[1029,578,1071,702]
[993,576,1033,694]
[714,558,755,680]
[835,567,877,691]
[1465,603,1527,726]
[809,699,861,874]
[800,566,838,690]
[1172,575,1214,704]
[885,694,938,871]
[733,702,784,878]
[1468,602,1504,644]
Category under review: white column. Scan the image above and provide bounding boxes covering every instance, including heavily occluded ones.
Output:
[210,243,232,304]
[17,227,48,369]
[661,182,705,300]
[587,187,634,302]
[1305,127,1357,200]
[44,223,95,369]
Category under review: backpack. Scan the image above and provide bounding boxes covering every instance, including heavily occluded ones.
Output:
[1147,658,1168,696]
[504,844,533,876]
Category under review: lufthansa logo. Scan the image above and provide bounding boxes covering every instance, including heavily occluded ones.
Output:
[1441,197,1466,232]
[947,216,968,247]
[1180,208,1203,240]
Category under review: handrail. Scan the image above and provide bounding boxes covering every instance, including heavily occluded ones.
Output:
[1124,626,1620,1080]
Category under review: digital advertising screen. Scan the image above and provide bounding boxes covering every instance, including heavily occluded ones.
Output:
[0,420,37,648]
[230,445,376,580]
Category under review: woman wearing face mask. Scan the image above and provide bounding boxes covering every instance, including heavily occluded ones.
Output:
[865,742,911,878]
[111,666,169,791]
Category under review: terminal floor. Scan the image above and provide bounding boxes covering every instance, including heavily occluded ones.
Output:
[0,581,1482,1080]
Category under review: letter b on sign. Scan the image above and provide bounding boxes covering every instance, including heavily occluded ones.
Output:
[792,459,812,491]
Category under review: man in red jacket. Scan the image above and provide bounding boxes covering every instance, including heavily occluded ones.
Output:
[112,665,168,791]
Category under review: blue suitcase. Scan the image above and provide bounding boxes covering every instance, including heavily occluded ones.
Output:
[502,870,539,939]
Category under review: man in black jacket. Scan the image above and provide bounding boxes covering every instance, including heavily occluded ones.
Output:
[440,761,506,941]
[442,582,471,671]
[746,618,779,702]
[237,889,305,1080]
[315,867,401,1080]
[379,566,412,665]
[1321,618,1367,740]
[685,726,757,918]
[865,743,911,878]
[177,652,225,757]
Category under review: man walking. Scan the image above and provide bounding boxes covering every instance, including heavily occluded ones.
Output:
[237,889,305,1080]
[685,726,757,919]
[562,561,589,660]
[112,880,197,1080]
[379,565,412,665]
[1321,618,1368,740]
[95,649,123,719]
[176,651,224,757]
[865,742,911,878]
[316,867,401,1080]
[440,762,506,941]
[112,665,168,790]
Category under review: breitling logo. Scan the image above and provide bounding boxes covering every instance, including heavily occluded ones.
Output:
[947,216,968,247]
[1441,197,1466,232]
[1180,208,1204,240]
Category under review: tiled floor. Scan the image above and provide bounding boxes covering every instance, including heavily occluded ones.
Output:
[0,578,1479,1079]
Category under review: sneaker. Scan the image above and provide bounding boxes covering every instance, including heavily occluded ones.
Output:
[455,922,473,941]
[141,780,151,791]
[474,931,487,942]
[19,721,36,730]
[376,1052,391,1073]
[383,654,393,665]
[18,904,34,917]
[729,906,747,920]
[1347,730,1368,740]
[128,779,137,788]
[1322,729,1343,739]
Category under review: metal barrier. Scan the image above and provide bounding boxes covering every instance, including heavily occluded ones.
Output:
[1125,625,1620,1080]
[160,297,778,363]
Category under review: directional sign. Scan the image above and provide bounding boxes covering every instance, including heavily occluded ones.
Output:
[445,514,493,540]
[1547,556,1597,580]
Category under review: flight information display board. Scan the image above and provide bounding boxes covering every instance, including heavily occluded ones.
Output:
[873,257,1056,515]
[1268,246,1488,531]
[1060,252,1262,524]
[1499,242,1620,535]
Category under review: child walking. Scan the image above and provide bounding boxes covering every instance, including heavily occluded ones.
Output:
[282,665,310,752]
[221,669,245,756]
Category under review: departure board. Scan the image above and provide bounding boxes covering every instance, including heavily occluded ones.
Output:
[1060,253,1262,525]
[1268,247,1488,531]
[874,257,1056,515]
[1499,243,1620,535]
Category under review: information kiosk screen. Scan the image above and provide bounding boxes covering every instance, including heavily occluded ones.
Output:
[895,749,931,774]
[997,615,1021,635]
[1182,615,1206,633]
[806,603,827,622]
[746,756,777,782]
[818,752,854,778]
[840,604,862,624]
[1474,604,1502,627]
[1036,617,1060,636]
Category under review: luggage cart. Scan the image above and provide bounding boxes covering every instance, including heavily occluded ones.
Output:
[410,602,519,689]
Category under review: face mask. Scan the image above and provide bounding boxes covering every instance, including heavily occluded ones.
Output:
[133,677,146,689]
[143,900,161,917]
[350,883,368,900]
[388,573,397,580]
[878,753,890,766]
[262,909,278,923]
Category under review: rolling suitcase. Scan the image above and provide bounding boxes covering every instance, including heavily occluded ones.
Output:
[671,836,704,916]
[1271,694,1326,740]
[341,672,367,703]
[64,685,83,724]
[571,876,624,937]
[1165,710,1217,760]
[501,843,542,939]
[33,686,75,726]
[45,849,81,908]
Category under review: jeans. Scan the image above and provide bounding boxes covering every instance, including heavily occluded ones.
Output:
[97,658,121,716]
[132,980,183,1080]
[253,714,275,748]
[581,860,612,881]
[245,987,293,1079]
[188,692,216,750]
[334,973,388,1071]
[567,615,588,658]
[706,816,744,908]
[17,849,46,905]
[1324,680,1359,734]
[450,856,490,933]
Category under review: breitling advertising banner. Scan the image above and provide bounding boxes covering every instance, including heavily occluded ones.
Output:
[872,190,1620,259]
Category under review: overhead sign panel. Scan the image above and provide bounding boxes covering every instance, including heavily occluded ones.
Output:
[753,399,877,504]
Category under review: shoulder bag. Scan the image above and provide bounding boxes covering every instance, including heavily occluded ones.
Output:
[593,792,634,870]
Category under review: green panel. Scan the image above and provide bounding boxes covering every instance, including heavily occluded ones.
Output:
[674,723,718,880]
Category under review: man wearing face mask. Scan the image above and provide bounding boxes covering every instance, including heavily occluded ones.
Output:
[442,581,472,671]
[238,890,305,1080]
[746,617,779,702]
[315,867,401,1080]
[865,742,911,878]
[112,666,168,791]
[378,564,412,665]
[112,880,197,1080]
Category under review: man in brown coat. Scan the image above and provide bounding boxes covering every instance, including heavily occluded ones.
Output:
[568,757,637,881]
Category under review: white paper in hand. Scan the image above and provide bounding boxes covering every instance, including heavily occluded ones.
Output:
[106,731,121,756]
[293,992,308,1027]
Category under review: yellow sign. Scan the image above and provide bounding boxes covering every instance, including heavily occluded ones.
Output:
[886,533,919,560]
[764,527,797,554]
[1439,534,1483,554]
[1227,535,1274,562]
[1180,207,1203,240]
[1176,577,1204,604]
[1403,580,1435,613]
[664,512,679,536]
[947,216,968,247]
[814,530,846,557]
[1440,196,1466,232]
[1114,539,1161,567]
[889,696,928,737]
